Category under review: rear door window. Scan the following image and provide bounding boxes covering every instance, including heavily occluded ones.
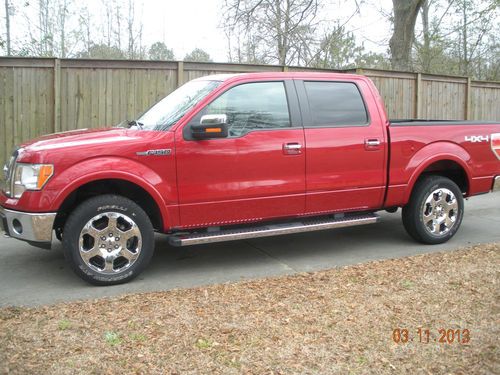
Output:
[304,81,368,127]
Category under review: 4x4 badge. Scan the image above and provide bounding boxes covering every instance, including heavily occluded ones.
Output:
[136,149,172,156]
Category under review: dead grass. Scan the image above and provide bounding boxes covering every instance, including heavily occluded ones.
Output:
[1,243,499,375]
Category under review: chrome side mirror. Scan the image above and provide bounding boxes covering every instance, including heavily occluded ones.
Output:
[191,114,229,139]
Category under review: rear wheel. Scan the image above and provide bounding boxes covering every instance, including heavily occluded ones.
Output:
[402,176,464,244]
[62,195,154,285]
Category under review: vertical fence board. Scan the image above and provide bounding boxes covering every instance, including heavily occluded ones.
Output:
[365,74,416,119]
[0,68,6,165]
[419,78,467,120]
[471,82,500,121]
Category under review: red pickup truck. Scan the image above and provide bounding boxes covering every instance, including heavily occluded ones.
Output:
[1,72,499,285]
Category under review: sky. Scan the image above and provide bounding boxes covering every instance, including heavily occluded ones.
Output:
[1,0,395,61]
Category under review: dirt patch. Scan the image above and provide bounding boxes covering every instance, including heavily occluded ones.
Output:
[1,243,499,374]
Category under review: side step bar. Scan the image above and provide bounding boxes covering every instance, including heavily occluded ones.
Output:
[168,213,380,247]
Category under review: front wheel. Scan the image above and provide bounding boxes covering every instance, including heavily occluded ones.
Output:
[402,176,464,244]
[62,195,155,285]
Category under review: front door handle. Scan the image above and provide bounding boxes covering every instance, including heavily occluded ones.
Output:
[364,138,381,150]
[283,142,302,155]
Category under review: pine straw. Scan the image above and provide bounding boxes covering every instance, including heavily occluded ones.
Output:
[0,243,499,375]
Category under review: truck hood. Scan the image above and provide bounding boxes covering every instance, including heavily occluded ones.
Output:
[16,128,173,165]
[21,128,135,151]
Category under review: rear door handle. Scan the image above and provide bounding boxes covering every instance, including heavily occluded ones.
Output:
[364,138,381,150]
[283,142,302,155]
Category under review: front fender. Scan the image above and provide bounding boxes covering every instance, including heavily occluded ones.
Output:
[403,142,472,202]
[47,157,173,229]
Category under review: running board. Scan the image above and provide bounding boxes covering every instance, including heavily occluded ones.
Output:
[168,213,380,247]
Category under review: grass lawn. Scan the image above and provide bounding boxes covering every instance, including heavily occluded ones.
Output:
[1,243,498,374]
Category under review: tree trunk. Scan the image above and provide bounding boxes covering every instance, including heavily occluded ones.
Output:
[389,0,424,71]
[461,1,469,76]
[127,0,134,58]
[275,0,286,65]
[421,0,430,72]
[4,0,11,55]
[59,0,67,58]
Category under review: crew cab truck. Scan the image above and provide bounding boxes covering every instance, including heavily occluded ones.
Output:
[1,72,499,285]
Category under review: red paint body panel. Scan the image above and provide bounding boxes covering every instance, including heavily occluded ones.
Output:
[175,128,306,228]
[303,77,387,214]
[0,128,179,231]
[304,126,386,213]
[1,72,499,233]
[386,124,500,206]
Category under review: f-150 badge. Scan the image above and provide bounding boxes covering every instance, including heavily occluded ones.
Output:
[136,149,172,156]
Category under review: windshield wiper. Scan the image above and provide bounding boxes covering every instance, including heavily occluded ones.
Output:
[127,120,144,130]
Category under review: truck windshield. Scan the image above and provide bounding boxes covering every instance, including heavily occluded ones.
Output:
[137,80,221,131]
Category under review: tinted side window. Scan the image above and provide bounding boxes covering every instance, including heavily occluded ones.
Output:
[304,81,368,127]
[203,82,291,137]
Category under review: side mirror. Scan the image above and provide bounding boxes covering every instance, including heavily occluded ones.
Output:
[191,114,229,139]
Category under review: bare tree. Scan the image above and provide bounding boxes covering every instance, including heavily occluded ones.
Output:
[103,0,113,47]
[413,0,454,73]
[78,6,92,55]
[115,4,121,50]
[20,0,61,56]
[127,0,134,57]
[454,0,498,76]
[102,0,123,51]
[38,0,55,56]
[125,0,144,59]
[389,0,425,71]
[75,0,144,59]
[412,0,499,80]
[57,0,70,57]
[419,0,431,71]
[223,0,320,65]
[4,0,11,55]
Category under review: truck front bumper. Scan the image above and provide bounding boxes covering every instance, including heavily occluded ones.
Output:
[0,206,56,249]
[493,176,500,192]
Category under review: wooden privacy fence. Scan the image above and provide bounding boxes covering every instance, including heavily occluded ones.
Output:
[1,57,499,167]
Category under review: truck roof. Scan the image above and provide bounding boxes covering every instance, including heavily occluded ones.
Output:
[194,71,364,83]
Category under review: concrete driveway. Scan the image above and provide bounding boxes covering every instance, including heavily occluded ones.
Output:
[1,193,499,307]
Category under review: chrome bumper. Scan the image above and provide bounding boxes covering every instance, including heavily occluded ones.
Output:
[493,176,500,192]
[0,206,56,248]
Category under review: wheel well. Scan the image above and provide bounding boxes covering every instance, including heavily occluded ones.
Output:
[417,160,469,194]
[54,179,163,234]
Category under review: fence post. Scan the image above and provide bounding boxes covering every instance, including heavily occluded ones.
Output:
[282,65,288,72]
[177,61,184,88]
[415,73,422,119]
[465,77,472,120]
[53,58,61,133]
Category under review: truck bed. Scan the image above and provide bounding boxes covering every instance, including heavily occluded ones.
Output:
[386,119,500,208]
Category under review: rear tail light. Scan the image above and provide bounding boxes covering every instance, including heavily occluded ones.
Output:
[492,133,500,160]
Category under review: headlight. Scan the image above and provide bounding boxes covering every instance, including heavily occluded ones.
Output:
[12,163,54,198]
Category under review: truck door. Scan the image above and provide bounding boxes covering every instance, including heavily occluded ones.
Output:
[296,79,387,214]
[175,80,305,228]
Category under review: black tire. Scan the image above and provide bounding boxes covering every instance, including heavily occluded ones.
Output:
[62,195,155,285]
[402,175,464,244]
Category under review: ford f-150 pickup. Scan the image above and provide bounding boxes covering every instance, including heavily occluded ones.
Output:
[1,72,499,285]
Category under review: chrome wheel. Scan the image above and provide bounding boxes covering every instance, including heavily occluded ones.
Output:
[78,212,142,274]
[421,188,458,236]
